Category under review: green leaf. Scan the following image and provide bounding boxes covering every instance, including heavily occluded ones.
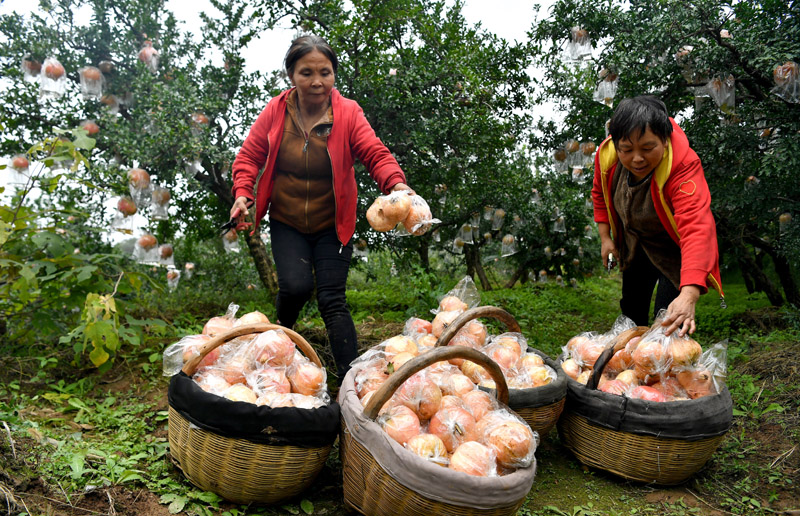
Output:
[31,231,69,256]
[300,500,314,514]
[762,403,784,414]
[281,505,300,515]
[196,491,222,503]
[168,498,187,514]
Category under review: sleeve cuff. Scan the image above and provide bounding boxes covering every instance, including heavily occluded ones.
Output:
[680,269,710,294]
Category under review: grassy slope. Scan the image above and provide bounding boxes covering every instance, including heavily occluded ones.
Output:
[0,275,797,516]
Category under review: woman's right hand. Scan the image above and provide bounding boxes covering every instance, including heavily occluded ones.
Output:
[600,237,619,269]
[230,196,253,230]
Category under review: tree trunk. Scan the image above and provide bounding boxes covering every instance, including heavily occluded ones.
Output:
[738,257,756,294]
[505,263,525,289]
[767,250,799,306]
[416,240,430,270]
[465,245,492,291]
[244,229,279,295]
[739,244,784,306]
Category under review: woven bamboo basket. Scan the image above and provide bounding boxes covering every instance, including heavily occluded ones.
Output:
[436,306,566,437]
[557,332,732,485]
[168,323,334,504]
[340,346,536,516]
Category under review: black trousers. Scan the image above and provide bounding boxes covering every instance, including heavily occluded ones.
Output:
[269,219,358,379]
[620,251,681,327]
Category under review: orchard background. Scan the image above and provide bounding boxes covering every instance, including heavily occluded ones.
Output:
[0,0,798,515]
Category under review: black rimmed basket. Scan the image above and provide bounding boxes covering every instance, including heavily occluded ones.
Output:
[167,323,340,504]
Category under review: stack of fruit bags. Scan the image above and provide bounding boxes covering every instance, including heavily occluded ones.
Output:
[162,303,330,409]
[559,311,727,402]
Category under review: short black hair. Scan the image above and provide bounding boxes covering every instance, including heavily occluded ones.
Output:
[608,96,673,146]
[284,35,338,77]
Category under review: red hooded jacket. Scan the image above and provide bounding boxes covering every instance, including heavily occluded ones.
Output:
[232,88,406,246]
[592,118,724,298]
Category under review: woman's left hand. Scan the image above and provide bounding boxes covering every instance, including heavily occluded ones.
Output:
[661,285,701,337]
[390,183,415,195]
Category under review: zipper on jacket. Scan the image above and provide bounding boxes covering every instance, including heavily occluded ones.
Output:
[303,129,310,232]
[328,145,343,247]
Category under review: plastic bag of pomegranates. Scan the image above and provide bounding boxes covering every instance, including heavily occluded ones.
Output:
[432,275,480,315]
[772,61,800,103]
[366,190,413,232]
[393,194,441,237]
[201,302,240,336]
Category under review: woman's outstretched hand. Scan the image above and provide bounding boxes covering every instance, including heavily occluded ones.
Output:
[662,285,701,337]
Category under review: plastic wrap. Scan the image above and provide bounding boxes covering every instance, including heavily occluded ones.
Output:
[166,268,180,291]
[39,57,66,100]
[392,371,443,420]
[133,234,159,264]
[223,229,240,252]
[366,190,412,232]
[183,262,195,279]
[405,433,449,466]
[706,75,735,112]
[567,26,592,61]
[158,244,174,268]
[162,334,213,376]
[403,317,433,339]
[378,405,422,446]
[151,186,171,220]
[287,355,328,399]
[202,302,239,336]
[247,365,291,396]
[399,194,440,236]
[458,223,474,244]
[21,55,41,82]
[593,71,619,107]
[471,409,538,469]
[78,66,104,100]
[250,329,296,366]
[427,403,477,453]
[500,234,518,257]
[127,168,151,207]
[491,208,505,231]
[772,61,800,103]
[138,41,159,73]
[433,276,480,315]
[552,216,566,233]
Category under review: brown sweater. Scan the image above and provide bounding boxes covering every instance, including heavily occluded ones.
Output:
[612,163,682,288]
[269,90,335,233]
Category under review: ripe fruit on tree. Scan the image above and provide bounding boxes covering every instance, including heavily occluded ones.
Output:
[191,112,210,125]
[11,156,29,170]
[44,59,65,79]
[138,234,157,250]
[81,120,100,135]
[98,60,115,73]
[160,244,173,259]
[80,66,102,81]
[224,229,238,242]
[152,187,170,205]
[117,197,137,216]
[22,58,42,75]
[166,270,179,281]
[128,168,150,188]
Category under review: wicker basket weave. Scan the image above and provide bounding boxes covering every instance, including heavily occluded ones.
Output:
[340,346,535,516]
[557,331,732,485]
[168,323,335,504]
[436,306,566,437]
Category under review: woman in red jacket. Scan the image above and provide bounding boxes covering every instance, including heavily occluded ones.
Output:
[592,96,724,337]
[230,35,412,378]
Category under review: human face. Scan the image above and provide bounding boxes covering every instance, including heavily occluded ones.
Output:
[616,126,666,180]
[290,49,335,112]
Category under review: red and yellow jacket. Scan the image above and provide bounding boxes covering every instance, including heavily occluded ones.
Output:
[591,118,724,298]
[232,88,406,246]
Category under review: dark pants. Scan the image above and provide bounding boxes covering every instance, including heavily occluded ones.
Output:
[620,251,680,326]
[270,219,358,379]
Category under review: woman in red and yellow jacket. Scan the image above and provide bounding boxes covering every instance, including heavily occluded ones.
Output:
[230,35,411,378]
[591,96,724,337]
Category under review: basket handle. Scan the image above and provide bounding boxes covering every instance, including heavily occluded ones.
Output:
[181,323,322,376]
[435,306,521,348]
[585,325,650,390]
[363,345,509,420]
